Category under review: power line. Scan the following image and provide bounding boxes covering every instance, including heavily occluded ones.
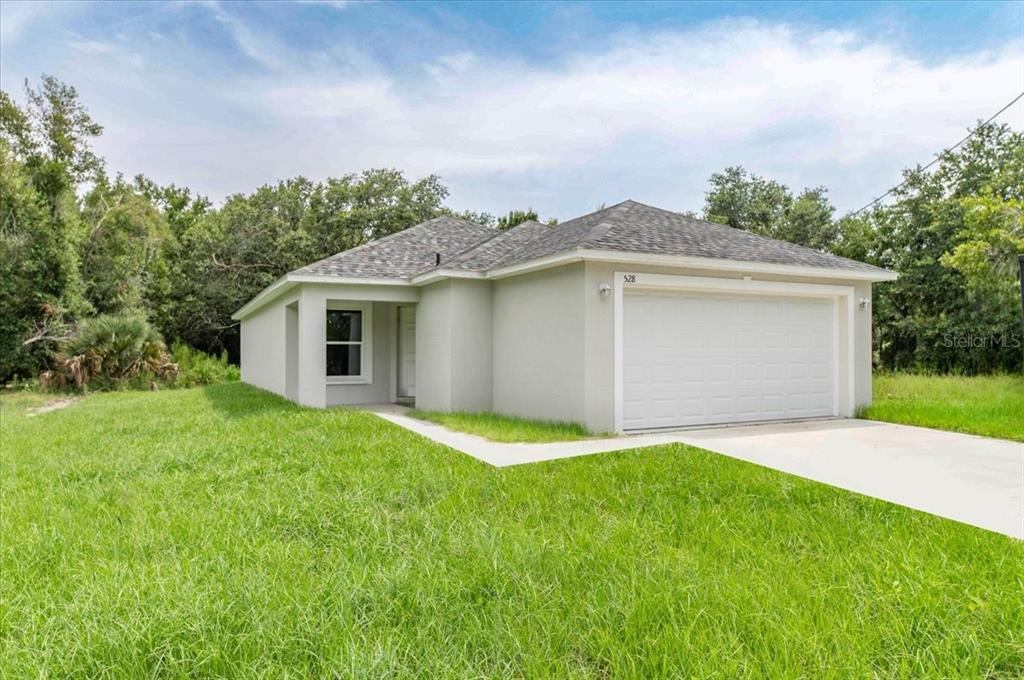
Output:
[849,90,1024,216]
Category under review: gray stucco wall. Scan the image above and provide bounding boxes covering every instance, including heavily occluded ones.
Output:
[450,280,493,411]
[415,279,493,411]
[492,263,586,424]
[581,261,875,433]
[853,280,872,407]
[240,294,289,397]
[415,281,453,410]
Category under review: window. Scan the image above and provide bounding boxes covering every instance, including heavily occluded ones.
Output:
[326,309,368,381]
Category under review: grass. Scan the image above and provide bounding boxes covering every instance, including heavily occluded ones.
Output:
[2,384,1022,677]
[408,408,597,442]
[864,373,1024,442]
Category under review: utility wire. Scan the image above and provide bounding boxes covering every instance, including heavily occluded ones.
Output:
[849,90,1024,216]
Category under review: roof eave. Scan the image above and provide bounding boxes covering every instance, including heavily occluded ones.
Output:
[578,249,899,281]
[231,273,414,320]
[231,276,297,321]
[487,248,898,282]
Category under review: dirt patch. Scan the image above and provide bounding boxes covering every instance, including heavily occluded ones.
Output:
[26,397,80,417]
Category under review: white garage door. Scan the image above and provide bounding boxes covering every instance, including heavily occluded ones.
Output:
[622,290,836,430]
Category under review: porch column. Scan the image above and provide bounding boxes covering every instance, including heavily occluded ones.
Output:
[296,286,326,408]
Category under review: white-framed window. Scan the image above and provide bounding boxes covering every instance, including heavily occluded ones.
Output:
[326,302,372,384]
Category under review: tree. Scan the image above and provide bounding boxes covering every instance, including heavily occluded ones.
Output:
[941,192,1024,301]
[79,173,170,314]
[496,208,539,230]
[704,166,790,234]
[494,208,557,229]
[14,75,104,184]
[0,77,97,381]
[447,209,496,227]
[856,123,1023,373]
[703,166,837,251]
[0,90,34,158]
[162,170,450,359]
[781,188,836,251]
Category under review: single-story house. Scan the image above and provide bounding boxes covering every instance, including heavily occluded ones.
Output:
[233,200,897,433]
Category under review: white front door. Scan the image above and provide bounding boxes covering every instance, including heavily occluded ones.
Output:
[397,306,416,398]
[622,290,836,430]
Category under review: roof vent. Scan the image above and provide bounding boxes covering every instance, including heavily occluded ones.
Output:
[435,252,441,266]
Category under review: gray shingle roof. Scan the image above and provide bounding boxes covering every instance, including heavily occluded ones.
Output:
[292,200,890,281]
[442,220,554,271]
[293,216,497,278]
[492,200,889,273]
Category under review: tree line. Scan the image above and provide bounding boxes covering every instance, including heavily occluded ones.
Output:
[1,76,1021,383]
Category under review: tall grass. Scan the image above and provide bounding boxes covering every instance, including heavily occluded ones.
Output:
[167,342,240,388]
[2,384,1021,677]
[865,373,1024,441]
[408,409,595,442]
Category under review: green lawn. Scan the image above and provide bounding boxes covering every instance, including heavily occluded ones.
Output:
[865,373,1024,442]
[2,385,1022,677]
[408,408,597,442]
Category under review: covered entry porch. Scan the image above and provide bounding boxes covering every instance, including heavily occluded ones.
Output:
[276,282,418,408]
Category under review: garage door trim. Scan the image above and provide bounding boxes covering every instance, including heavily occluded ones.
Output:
[612,272,856,433]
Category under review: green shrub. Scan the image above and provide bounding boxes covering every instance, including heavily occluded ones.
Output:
[167,342,239,388]
[42,314,174,390]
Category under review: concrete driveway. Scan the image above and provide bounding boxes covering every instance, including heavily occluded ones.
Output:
[373,406,1022,539]
[673,419,1023,539]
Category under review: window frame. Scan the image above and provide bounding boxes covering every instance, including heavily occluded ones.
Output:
[325,302,373,385]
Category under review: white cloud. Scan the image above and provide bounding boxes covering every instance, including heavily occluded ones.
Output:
[238,21,1022,215]
[0,1,43,44]
[203,1,286,70]
[31,13,1022,217]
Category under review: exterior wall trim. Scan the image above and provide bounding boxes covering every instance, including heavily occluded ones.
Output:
[489,249,897,283]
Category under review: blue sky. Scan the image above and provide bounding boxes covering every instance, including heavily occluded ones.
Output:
[2,1,1022,219]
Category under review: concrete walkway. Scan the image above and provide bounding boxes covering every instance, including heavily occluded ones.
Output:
[370,405,680,467]
[370,406,1023,539]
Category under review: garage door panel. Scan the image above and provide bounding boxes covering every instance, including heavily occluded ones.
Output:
[623,291,836,429]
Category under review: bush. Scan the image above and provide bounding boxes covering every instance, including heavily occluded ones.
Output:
[41,314,175,390]
[167,342,239,388]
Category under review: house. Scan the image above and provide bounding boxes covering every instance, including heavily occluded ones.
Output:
[232,200,897,433]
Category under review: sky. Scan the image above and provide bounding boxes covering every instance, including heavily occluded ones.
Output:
[1,0,1022,220]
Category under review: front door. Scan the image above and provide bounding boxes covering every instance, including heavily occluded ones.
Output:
[397,306,416,398]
